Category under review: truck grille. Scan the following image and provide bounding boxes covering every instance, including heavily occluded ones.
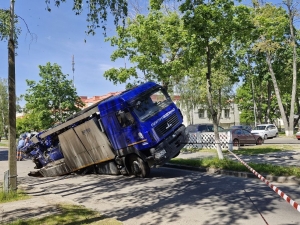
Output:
[154,113,179,137]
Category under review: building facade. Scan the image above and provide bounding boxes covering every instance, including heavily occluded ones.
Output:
[182,103,240,128]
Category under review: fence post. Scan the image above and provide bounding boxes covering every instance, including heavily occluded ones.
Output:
[196,132,203,149]
[3,170,9,193]
[228,131,233,151]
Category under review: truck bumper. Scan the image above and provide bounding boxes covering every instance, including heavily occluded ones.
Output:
[149,124,187,167]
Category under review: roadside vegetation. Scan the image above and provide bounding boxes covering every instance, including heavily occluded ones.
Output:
[0,188,30,203]
[4,204,122,225]
[170,157,300,178]
[0,140,8,148]
[0,186,122,225]
[173,146,300,178]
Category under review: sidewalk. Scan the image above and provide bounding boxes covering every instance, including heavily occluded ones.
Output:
[0,189,79,224]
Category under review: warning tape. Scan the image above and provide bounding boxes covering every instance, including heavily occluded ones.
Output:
[228,149,300,213]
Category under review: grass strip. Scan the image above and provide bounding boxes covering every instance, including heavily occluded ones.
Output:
[170,157,300,178]
[0,189,30,203]
[224,147,283,155]
[4,204,122,225]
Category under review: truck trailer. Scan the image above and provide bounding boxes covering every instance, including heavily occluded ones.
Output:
[23,81,187,178]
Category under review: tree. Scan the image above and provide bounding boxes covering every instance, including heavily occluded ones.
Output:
[283,0,298,135]
[252,3,292,135]
[179,0,252,159]
[104,10,188,91]
[0,78,9,139]
[23,62,84,131]
[8,0,17,193]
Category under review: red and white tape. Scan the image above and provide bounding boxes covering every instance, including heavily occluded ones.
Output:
[228,149,300,213]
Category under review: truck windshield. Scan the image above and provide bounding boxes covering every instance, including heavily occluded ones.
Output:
[132,88,172,121]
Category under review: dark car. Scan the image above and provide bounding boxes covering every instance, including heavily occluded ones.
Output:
[228,128,263,146]
[186,123,224,133]
[230,125,252,132]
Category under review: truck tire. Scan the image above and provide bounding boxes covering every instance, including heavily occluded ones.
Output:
[129,155,150,178]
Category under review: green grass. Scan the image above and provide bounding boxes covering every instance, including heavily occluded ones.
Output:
[0,189,30,203]
[224,147,283,155]
[170,157,300,178]
[181,147,217,153]
[5,204,122,225]
[0,140,8,148]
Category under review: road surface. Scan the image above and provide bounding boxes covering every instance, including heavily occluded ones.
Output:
[1,147,300,225]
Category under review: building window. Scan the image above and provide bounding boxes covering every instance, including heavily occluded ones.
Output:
[198,109,205,118]
[224,109,230,118]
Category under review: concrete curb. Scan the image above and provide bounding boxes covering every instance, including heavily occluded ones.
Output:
[164,163,300,185]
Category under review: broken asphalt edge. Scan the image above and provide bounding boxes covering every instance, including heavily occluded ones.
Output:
[164,163,300,185]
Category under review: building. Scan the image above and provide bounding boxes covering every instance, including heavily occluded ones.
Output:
[183,103,240,128]
[80,92,122,109]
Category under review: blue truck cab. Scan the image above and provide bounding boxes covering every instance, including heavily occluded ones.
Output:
[24,81,187,178]
[99,82,187,176]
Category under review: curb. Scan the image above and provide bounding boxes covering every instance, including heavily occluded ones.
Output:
[164,163,300,185]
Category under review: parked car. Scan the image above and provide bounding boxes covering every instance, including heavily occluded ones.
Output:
[185,123,224,134]
[250,124,278,139]
[230,125,252,132]
[296,131,300,140]
[228,128,263,146]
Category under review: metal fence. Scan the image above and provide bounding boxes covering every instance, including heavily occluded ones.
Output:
[185,131,232,150]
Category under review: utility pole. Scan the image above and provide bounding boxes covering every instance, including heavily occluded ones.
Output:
[8,0,17,192]
[72,55,75,87]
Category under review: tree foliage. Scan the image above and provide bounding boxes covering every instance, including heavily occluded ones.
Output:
[104,10,188,90]
[0,8,21,47]
[0,78,9,138]
[45,0,128,36]
[23,62,84,131]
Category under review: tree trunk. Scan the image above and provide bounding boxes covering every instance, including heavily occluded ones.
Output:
[294,97,300,128]
[205,44,223,159]
[265,52,289,134]
[8,0,17,192]
[287,4,297,137]
[266,80,271,123]
[251,78,257,126]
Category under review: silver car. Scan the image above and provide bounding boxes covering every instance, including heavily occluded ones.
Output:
[250,124,278,139]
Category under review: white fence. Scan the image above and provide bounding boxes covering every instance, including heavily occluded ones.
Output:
[186,131,233,150]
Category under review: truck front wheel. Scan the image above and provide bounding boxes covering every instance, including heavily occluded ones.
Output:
[129,155,150,178]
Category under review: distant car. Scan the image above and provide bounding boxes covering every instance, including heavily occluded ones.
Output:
[230,125,252,132]
[229,128,263,146]
[251,124,278,139]
[296,131,300,140]
[185,123,224,134]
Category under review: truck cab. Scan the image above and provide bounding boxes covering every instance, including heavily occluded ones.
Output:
[99,82,187,177]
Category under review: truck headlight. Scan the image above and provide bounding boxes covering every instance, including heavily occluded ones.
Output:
[138,132,144,139]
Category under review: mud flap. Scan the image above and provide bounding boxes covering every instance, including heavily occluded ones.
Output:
[95,160,120,175]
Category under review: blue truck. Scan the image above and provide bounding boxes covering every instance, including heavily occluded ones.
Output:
[24,81,187,178]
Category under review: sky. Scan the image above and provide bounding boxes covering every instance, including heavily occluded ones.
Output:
[0,0,128,106]
[0,0,284,107]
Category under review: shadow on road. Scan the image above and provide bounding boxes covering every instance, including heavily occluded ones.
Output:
[17,168,300,225]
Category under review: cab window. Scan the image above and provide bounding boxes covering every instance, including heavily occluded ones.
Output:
[116,109,135,128]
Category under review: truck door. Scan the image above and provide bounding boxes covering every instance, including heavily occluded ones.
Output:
[115,109,140,150]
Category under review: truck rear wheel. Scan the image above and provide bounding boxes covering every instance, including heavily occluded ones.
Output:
[129,155,150,178]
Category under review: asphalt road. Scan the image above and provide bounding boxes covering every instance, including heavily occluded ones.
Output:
[264,136,300,145]
[1,148,300,225]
